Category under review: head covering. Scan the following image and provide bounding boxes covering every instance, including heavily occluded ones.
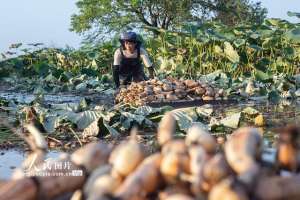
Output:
[119,31,141,49]
[119,31,138,43]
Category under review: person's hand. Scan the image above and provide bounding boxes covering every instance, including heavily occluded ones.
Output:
[148,66,155,79]
[114,87,120,97]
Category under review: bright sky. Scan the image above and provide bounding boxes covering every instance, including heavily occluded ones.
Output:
[0,0,299,53]
[259,0,300,22]
[0,0,81,53]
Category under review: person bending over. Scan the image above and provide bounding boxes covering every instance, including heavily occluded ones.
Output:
[112,31,155,88]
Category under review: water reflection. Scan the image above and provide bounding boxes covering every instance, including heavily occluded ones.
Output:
[0,149,60,179]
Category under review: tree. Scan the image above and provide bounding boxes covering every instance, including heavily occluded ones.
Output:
[71,0,196,40]
[213,0,267,26]
[70,0,267,40]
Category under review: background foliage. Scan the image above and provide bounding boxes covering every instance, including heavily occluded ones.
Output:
[70,0,267,41]
[1,18,299,81]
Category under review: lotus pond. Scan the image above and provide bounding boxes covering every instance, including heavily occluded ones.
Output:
[0,94,299,179]
[1,17,300,181]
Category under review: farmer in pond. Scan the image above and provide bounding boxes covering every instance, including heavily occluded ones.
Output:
[113,31,155,88]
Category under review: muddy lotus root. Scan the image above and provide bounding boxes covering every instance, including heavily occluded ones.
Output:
[2,118,300,200]
[115,78,222,106]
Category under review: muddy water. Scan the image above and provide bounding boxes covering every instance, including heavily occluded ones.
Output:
[0,91,114,105]
[0,150,60,179]
[0,92,83,104]
[0,150,25,179]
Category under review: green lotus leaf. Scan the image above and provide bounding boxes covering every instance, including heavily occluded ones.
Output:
[224,42,240,63]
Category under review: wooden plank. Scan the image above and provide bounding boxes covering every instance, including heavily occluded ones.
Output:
[147,99,237,108]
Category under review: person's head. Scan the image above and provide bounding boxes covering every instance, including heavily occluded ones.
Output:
[124,40,136,53]
[119,31,140,52]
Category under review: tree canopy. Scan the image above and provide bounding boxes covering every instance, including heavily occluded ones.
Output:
[214,0,267,26]
[70,0,267,40]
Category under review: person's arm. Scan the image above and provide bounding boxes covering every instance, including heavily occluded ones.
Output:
[148,66,155,79]
[112,65,120,88]
[140,48,155,79]
[113,49,122,88]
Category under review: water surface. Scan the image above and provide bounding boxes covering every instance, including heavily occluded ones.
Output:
[0,149,60,179]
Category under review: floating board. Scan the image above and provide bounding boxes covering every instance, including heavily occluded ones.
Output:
[147,99,237,108]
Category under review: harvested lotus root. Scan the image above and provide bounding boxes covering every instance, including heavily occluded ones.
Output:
[115,78,222,106]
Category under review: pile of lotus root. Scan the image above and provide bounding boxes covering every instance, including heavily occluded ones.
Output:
[115,78,224,106]
[1,113,300,200]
